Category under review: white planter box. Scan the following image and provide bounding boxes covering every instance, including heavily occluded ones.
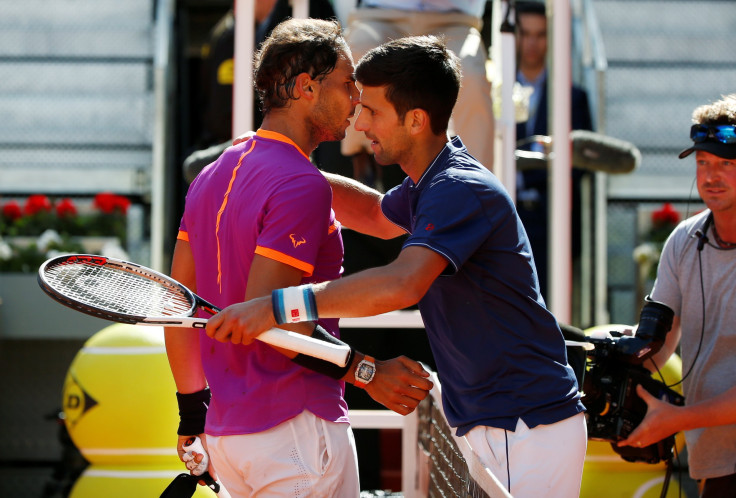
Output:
[5,235,119,253]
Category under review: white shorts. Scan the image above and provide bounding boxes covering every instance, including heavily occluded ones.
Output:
[465,412,587,498]
[205,410,360,497]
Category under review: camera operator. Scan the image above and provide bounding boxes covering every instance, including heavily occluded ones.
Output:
[618,94,736,497]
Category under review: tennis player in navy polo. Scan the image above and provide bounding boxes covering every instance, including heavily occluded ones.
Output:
[209,35,587,497]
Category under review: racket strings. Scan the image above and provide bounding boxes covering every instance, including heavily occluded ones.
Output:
[44,263,194,317]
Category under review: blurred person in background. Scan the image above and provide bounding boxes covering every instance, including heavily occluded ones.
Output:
[514,0,593,300]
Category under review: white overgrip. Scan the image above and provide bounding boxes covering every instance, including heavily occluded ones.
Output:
[148,319,351,366]
[258,328,351,367]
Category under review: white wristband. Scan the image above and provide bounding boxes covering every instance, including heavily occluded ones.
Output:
[272,284,318,324]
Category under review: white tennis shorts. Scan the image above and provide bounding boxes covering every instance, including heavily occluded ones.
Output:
[205,410,360,497]
[465,411,587,498]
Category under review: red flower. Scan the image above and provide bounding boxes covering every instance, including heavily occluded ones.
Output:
[113,195,131,214]
[93,192,116,213]
[2,201,22,220]
[24,194,52,216]
[94,192,130,214]
[56,198,78,218]
[651,203,680,228]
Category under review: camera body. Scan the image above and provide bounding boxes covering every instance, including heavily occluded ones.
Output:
[581,300,685,464]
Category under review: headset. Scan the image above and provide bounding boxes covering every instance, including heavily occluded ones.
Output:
[670,212,713,387]
[667,210,724,388]
[694,212,712,252]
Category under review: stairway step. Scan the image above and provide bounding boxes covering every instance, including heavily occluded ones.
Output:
[605,65,733,99]
[604,95,712,149]
[0,94,152,146]
[594,0,735,63]
[0,61,150,94]
[594,0,734,35]
[0,147,152,195]
[0,0,153,26]
[0,27,153,58]
[601,34,732,64]
[608,149,701,199]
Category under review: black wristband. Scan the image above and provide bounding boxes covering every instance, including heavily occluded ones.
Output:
[291,325,355,380]
[176,388,211,436]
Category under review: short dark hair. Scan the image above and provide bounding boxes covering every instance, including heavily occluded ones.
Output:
[254,18,348,114]
[355,35,461,136]
[515,0,546,19]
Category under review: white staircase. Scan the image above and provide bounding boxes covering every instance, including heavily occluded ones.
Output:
[0,0,156,195]
[595,0,736,200]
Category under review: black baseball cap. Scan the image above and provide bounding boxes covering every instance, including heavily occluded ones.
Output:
[679,141,736,159]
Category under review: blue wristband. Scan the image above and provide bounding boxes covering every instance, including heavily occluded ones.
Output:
[272,284,319,324]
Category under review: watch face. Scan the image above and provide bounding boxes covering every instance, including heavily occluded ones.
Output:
[356,360,375,382]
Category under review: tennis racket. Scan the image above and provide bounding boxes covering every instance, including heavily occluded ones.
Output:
[38,254,350,366]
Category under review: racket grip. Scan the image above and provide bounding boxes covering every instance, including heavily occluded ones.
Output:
[258,328,351,367]
[182,436,209,476]
[183,437,228,496]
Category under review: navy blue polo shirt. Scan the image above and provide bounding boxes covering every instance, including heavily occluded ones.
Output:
[381,137,584,436]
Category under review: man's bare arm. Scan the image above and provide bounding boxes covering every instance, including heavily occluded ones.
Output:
[619,383,736,449]
[207,245,447,337]
[323,171,405,239]
[313,245,448,318]
[165,240,207,394]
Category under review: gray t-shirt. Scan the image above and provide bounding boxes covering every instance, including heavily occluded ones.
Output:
[651,209,736,479]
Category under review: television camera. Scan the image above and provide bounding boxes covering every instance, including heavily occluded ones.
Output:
[581,299,685,464]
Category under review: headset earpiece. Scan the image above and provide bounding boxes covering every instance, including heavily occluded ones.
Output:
[697,213,713,252]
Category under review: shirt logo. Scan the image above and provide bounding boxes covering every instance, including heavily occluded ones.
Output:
[290,233,306,248]
[425,223,435,231]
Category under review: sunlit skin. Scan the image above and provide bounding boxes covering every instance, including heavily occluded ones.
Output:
[696,150,736,241]
[257,49,359,156]
[353,85,448,183]
[309,52,360,144]
[353,87,412,168]
[517,12,548,81]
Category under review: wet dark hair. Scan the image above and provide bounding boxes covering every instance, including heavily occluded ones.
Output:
[355,35,461,135]
[254,18,348,113]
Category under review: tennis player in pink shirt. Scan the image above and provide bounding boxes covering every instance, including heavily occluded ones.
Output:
[165,18,432,497]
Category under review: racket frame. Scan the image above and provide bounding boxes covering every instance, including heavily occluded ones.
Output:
[38,254,351,366]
